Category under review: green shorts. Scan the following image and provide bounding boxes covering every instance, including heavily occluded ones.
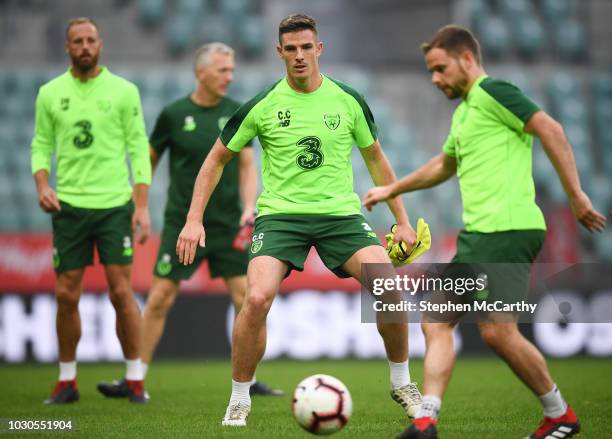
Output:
[154,217,248,281]
[449,229,546,303]
[248,214,381,278]
[52,200,134,273]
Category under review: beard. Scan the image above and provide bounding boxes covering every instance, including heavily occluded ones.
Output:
[444,86,462,100]
[444,72,470,100]
[70,52,99,74]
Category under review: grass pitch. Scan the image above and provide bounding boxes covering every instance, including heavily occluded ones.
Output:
[0,358,610,438]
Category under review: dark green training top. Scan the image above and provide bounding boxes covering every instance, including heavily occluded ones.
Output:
[150,95,250,229]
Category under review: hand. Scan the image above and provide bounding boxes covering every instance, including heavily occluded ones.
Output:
[176,219,205,265]
[132,206,151,244]
[37,185,61,213]
[239,206,257,227]
[393,222,417,250]
[569,190,607,232]
[362,185,393,211]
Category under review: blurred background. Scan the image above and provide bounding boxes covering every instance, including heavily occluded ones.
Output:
[0,0,611,363]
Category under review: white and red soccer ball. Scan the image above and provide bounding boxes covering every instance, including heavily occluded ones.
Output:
[292,374,353,435]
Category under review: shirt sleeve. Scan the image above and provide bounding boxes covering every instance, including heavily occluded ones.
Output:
[442,133,456,157]
[353,95,378,148]
[149,108,171,156]
[31,87,55,174]
[122,84,152,185]
[220,104,258,153]
[479,79,540,133]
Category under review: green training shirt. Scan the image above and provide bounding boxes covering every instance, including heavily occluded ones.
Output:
[31,67,151,209]
[443,75,546,232]
[150,95,248,229]
[220,75,377,216]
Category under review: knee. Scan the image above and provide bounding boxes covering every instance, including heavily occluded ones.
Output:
[421,322,453,341]
[108,285,134,311]
[243,290,273,316]
[56,286,79,310]
[55,271,83,310]
[231,286,247,312]
[479,324,513,348]
[377,322,406,336]
[146,283,177,316]
[232,294,245,314]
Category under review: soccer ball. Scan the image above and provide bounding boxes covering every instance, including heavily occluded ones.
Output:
[292,374,353,435]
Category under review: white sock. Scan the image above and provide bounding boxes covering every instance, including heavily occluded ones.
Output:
[59,361,76,381]
[389,360,411,389]
[539,384,568,418]
[125,358,143,381]
[416,395,442,420]
[250,374,256,385]
[142,363,149,379]
[230,379,252,406]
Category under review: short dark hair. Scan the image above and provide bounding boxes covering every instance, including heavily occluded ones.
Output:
[421,25,481,64]
[65,17,99,40]
[278,14,318,43]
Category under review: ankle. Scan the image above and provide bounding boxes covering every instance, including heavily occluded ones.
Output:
[416,395,442,420]
[59,361,77,381]
[230,379,252,406]
[388,359,410,389]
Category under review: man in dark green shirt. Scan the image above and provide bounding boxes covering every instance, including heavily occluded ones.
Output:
[97,43,281,398]
[364,25,606,439]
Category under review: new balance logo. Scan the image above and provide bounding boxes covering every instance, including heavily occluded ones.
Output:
[277,110,291,127]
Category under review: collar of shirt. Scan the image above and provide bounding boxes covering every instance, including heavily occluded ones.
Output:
[282,73,326,97]
[67,65,108,89]
[464,74,488,104]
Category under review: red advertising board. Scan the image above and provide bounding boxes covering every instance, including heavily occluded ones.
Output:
[0,212,575,295]
[0,233,366,294]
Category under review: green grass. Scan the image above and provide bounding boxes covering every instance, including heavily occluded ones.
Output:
[0,358,610,438]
